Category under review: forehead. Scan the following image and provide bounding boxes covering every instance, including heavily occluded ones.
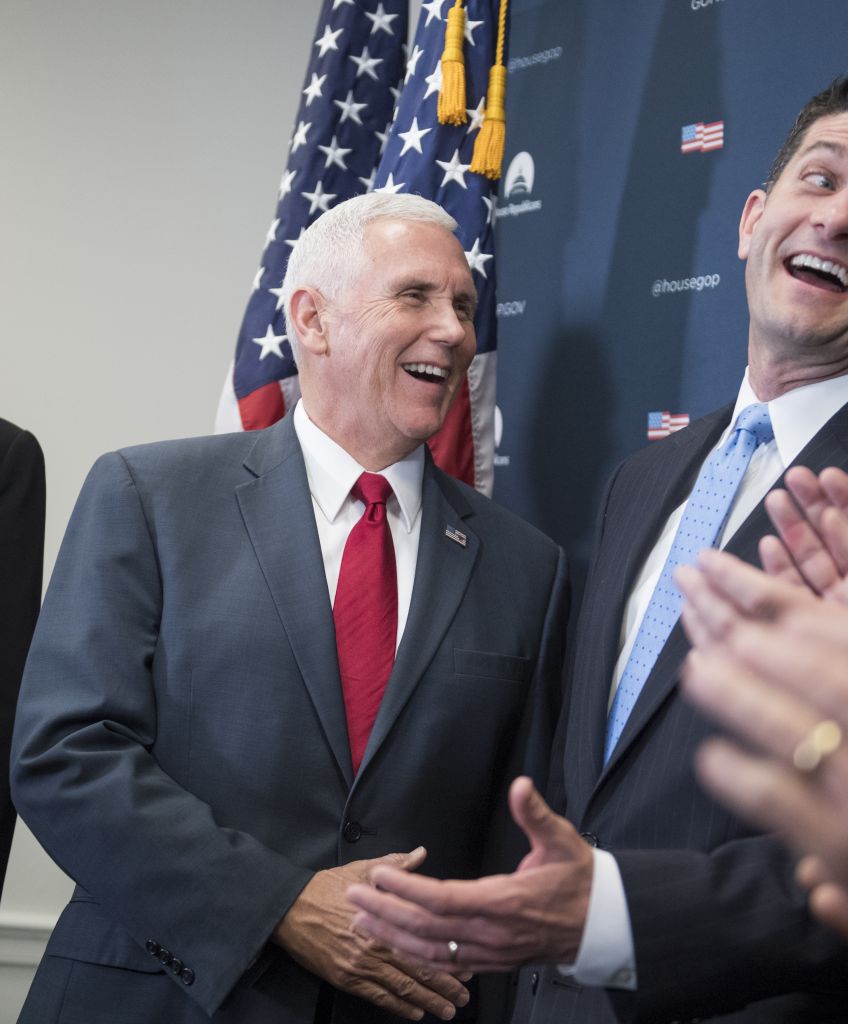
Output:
[787,112,848,168]
[358,218,473,287]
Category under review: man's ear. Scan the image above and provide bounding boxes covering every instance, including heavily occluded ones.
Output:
[738,189,766,260]
[289,287,329,356]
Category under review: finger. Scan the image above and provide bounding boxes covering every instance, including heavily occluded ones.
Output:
[770,471,844,595]
[808,882,848,939]
[694,738,835,855]
[796,855,832,892]
[682,650,810,759]
[509,777,558,847]
[817,506,848,596]
[676,565,730,648]
[819,466,848,514]
[380,847,428,874]
[675,557,750,645]
[352,909,532,973]
[758,534,804,585]
[695,548,809,621]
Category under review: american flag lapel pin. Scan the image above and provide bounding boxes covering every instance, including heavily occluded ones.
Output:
[445,526,467,547]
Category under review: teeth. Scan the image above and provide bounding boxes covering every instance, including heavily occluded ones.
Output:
[790,253,848,287]
[403,363,449,379]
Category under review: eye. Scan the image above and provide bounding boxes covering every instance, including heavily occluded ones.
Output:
[803,169,836,190]
[401,289,428,304]
[454,301,475,321]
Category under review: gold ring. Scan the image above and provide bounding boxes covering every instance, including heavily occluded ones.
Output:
[447,940,459,963]
[792,720,843,773]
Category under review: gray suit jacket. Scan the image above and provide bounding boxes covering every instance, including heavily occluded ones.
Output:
[12,415,567,1023]
[514,403,848,1024]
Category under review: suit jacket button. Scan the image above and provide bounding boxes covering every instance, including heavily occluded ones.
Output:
[157,948,173,966]
[343,820,362,843]
[145,940,160,956]
[169,958,184,975]
[531,970,540,994]
[181,967,195,986]
[579,831,599,848]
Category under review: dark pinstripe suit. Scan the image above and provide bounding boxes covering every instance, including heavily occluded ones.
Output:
[515,402,848,1024]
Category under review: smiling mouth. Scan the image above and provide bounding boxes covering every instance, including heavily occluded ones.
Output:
[786,253,848,293]
[402,363,449,383]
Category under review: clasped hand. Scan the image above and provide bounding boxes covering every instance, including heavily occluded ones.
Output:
[273,848,470,1021]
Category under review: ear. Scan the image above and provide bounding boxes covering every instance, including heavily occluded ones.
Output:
[738,189,766,260]
[289,287,329,356]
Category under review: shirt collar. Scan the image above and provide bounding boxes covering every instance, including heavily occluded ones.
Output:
[729,368,848,467]
[293,400,424,532]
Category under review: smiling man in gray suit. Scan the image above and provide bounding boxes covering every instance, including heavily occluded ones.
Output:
[11,193,568,1024]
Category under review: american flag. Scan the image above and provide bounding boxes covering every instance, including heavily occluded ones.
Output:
[647,410,690,441]
[217,0,503,495]
[216,0,407,435]
[680,120,724,154]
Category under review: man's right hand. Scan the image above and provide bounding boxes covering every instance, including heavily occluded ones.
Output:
[272,848,470,1021]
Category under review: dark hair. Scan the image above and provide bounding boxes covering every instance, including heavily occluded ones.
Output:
[766,75,848,190]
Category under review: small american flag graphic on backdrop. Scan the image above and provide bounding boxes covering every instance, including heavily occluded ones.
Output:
[647,411,690,441]
[680,120,724,154]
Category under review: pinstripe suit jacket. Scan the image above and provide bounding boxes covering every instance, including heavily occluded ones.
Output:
[515,402,848,1024]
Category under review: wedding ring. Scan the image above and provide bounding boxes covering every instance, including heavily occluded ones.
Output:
[792,720,843,773]
[447,940,460,963]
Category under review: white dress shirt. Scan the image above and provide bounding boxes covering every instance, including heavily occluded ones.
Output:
[293,400,424,649]
[566,369,848,990]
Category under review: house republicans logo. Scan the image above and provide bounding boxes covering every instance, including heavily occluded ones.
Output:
[497,152,542,218]
[691,0,727,9]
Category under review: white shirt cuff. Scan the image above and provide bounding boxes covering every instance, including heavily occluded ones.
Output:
[557,848,636,990]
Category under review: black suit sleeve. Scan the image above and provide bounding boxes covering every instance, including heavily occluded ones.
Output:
[0,423,45,885]
[610,836,848,1022]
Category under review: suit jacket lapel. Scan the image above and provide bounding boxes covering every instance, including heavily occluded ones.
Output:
[236,417,354,789]
[576,407,733,789]
[357,458,478,777]
[598,400,848,784]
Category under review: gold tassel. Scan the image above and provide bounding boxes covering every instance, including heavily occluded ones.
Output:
[437,1,467,126]
[470,0,508,179]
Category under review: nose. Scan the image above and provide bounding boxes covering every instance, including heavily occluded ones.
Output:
[431,298,473,347]
[816,186,848,239]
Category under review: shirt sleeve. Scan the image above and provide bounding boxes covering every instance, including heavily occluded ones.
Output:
[558,849,637,990]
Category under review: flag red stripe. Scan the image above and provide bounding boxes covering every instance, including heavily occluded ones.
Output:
[426,376,475,488]
[238,382,286,431]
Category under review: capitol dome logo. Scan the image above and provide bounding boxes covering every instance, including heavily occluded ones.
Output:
[504,151,535,198]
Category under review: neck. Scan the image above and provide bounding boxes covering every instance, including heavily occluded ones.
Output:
[747,341,848,401]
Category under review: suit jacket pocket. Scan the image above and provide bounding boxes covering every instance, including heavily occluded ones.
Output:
[453,648,530,683]
[45,898,164,974]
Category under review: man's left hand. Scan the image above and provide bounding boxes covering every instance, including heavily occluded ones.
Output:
[347,777,594,973]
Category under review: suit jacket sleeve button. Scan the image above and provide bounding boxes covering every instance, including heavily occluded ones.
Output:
[157,948,173,966]
[343,820,363,843]
[169,958,183,975]
[145,940,160,956]
[181,967,195,986]
[579,831,599,848]
[531,971,540,994]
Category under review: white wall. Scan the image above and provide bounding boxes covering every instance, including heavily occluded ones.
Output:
[0,1,330,1015]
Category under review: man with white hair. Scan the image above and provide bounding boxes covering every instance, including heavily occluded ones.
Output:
[12,192,568,1024]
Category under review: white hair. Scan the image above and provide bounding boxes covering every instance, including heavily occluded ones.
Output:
[281,192,458,362]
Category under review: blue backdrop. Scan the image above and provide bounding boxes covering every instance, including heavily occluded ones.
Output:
[493,0,848,593]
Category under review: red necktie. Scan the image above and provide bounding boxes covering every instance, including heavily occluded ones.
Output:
[333,472,398,774]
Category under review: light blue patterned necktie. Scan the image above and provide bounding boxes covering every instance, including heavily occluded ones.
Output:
[604,403,774,763]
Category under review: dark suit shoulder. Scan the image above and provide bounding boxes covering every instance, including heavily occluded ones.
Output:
[0,417,43,468]
[431,465,562,557]
[613,403,733,477]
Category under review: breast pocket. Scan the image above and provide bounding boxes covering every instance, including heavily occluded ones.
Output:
[453,648,531,683]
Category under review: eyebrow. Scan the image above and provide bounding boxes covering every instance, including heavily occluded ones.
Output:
[391,278,478,306]
[797,139,848,162]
